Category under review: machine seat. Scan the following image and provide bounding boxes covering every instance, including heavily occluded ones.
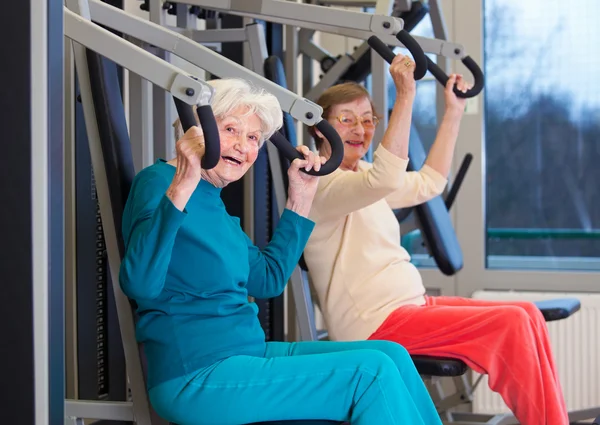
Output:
[411,355,468,377]
[534,298,581,322]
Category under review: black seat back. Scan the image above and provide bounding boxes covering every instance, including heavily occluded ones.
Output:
[86,50,170,424]
[407,127,463,275]
[86,50,135,256]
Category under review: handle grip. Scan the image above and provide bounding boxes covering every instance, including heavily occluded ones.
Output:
[427,56,484,98]
[367,30,427,80]
[396,30,427,80]
[173,99,221,169]
[269,119,343,176]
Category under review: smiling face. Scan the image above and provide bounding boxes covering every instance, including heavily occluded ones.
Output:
[202,106,263,187]
[327,96,377,171]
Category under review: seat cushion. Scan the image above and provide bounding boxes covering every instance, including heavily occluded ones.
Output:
[411,355,468,377]
[534,298,581,322]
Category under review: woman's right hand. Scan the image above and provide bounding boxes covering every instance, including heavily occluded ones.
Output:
[166,126,205,210]
[389,53,417,99]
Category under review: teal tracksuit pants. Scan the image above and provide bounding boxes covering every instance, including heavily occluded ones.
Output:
[148,339,442,425]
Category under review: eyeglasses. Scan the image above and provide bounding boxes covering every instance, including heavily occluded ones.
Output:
[332,113,380,129]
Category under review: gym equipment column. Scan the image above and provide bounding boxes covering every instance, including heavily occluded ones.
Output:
[0,0,64,424]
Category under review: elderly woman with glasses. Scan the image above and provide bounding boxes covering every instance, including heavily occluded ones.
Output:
[304,54,569,425]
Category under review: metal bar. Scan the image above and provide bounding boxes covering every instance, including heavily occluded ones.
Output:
[170,27,249,43]
[63,8,211,105]
[128,69,155,172]
[315,0,379,6]
[304,54,354,101]
[428,0,449,41]
[149,0,173,162]
[285,25,298,94]
[63,31,79,401]
[246,23,268,77]
[176,3,195,29]
[171,0,404,37]
[170,0,464,58]
[374,0,394,15]
[298,28,332,63]
[370,49,387,151]
[64,400,135,421]
[32,0,52,422]
[87,0,323,125]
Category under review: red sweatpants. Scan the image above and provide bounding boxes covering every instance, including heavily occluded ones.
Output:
[368,295,568,425]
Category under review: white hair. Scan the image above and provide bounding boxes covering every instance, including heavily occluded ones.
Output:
[173,78,283,147]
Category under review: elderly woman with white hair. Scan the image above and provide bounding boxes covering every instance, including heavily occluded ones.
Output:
[119,78,442,425]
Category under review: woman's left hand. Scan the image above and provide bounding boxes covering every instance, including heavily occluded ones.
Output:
[286,145,327,217]
[444,74,472,115]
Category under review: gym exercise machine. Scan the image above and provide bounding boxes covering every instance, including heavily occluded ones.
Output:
[140,0,468,148]
[64,0,348,423]
[262,53,590,425]
[296,0,430,97]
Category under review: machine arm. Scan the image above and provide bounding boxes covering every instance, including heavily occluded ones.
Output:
[76,0,345,175]
[64,5,223,167]
[168,0,464,58]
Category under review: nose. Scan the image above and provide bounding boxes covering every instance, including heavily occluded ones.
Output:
[352,122,366,136]
[233,135,251,154]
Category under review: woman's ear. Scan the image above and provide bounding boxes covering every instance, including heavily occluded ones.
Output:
[314,128,325,140]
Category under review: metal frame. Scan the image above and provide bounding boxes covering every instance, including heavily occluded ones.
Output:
[87,0,323,125]
[168,0,464,57]
[30,0,65,423]
[148,0,173,163]
[32,0,51,420]
[312,0,408,8]
[64,9,213,105]
[64,0,211,423]
[63,0,344,422]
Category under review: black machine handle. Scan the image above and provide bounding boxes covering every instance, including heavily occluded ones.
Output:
[367,30,428,80]
[426,56,484,99]
[173,99,221,169]
[269,119,343,176]
[444,153,472,210]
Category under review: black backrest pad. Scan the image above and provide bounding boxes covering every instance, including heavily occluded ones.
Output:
[85,49,161,394]
[408,127,463,275]
[86,50,136,258]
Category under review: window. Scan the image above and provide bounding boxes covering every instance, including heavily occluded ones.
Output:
[484,0,600,269]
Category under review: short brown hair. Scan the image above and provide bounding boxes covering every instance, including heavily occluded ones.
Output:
[309,82,381,150]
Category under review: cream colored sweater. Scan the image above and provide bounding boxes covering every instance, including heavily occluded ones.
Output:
[304,145,448,341]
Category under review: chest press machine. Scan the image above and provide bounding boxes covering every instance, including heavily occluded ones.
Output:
[261,55,588,425]
[140,0,473,146]
[191,3,584,423]
[63,0,589,424]
[64,1,347,424]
